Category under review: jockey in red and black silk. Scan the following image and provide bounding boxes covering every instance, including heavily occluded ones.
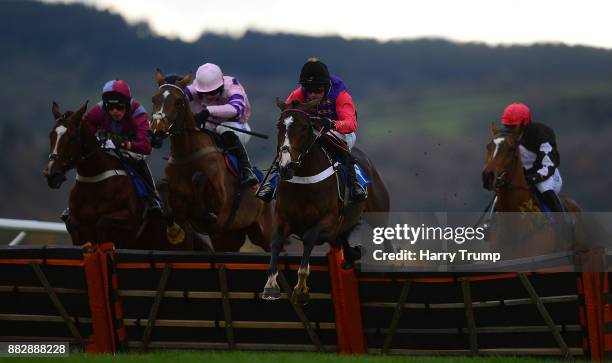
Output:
[500,102,564,213]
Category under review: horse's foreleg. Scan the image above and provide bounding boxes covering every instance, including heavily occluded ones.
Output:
[291,224,321,306]
[192,172,218,224]
[156,178,185,244]
[64,214,80,245]
[261,229,286,300]
[95,212,135,247]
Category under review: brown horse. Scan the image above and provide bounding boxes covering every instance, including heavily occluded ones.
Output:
[261,99,390,305]
[149,70,272,252]
[481,124,581,258]
[43,102,172,249]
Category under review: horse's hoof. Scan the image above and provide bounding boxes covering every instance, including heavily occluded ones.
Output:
[166,224,185,245]
[261,287,281,301]
[291,289,310,306]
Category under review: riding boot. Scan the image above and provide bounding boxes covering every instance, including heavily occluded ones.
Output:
[541,190,564,213]
[256,162,279,202]
[221,131,258,187]
[346,154,366,203]
[136,161,162,215]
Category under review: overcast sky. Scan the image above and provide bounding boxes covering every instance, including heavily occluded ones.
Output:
[44,0,612,49]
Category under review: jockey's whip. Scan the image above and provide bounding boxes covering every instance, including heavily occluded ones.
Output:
[204,119,269,139]
[472,194,497,229]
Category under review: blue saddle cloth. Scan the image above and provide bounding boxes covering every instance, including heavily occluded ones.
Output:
[339,162,371,189]
[533,191,552,213]
[122,163,149,199]
[226,153,267,184]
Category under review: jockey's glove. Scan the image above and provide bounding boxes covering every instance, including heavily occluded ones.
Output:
[320,117,336,132]
[526,173,542,185]
[148,130,163,149]
[196,107,211,128]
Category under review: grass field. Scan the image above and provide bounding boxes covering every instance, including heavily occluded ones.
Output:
[0,351,579,363]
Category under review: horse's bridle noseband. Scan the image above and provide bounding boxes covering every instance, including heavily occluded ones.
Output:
[152,83,198,136]
[49,114,98,170]
[491,133,530,191]
[279,108,322,168]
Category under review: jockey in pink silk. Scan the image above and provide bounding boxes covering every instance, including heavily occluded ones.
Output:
[257,58,367,203]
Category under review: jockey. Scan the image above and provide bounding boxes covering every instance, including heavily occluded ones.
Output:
[184,63,258,187]
[257,58,367,203]
[83,79,161,213]
[501,102,564,212]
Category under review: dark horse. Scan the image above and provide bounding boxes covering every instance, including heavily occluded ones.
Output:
[43,102,172,249]
[149,70,272,252]
[261,99,390,305]
[481,123,581,258]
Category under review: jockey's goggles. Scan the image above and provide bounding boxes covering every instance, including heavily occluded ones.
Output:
[104,101,127,111]
[302,85,325,94]
[198,86,223,96]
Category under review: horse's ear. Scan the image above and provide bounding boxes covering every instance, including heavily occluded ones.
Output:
[52,102,62,120]
[276,97,288,111]
[155,68,165,86]
[302,98,321,114]
[491,122,499,136]
[74,101,88,121]
[176,73,193,89]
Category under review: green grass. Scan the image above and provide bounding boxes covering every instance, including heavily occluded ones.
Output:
[357,79,612,139]
[0,351,582,363]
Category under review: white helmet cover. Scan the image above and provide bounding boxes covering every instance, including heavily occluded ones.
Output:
[194,63,224,93]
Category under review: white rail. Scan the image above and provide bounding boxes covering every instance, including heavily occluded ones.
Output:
[0,218,68,246]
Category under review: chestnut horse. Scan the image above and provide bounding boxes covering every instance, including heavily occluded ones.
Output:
[261,99,390,305]
[481,124,581,259]
[149,70,272,252]
[43,102,172,249]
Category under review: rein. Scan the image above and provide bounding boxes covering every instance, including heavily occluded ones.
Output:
[280,108,324,169]
[152,84,199,136]
[492,133,530,192]
[49,114,101,170]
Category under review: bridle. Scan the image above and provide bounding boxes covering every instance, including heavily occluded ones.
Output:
[49,113,99,170]
[490,133,530,192]
[279,108,323,168]
[151,83,199,136]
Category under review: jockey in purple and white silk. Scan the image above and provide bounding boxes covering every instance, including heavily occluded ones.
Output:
[184,63,257,186]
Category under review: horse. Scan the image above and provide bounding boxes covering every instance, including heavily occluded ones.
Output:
[43,102,172,249]
[149,70,273,252]
[481,123,581,259]
[261,99,390,305]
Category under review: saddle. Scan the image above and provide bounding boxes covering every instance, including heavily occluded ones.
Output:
[318,141,371,205]
[201,129,264,188]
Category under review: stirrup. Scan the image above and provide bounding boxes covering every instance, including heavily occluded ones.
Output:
[240,168,258,186]
[256,182,275,202]
[349,184,367,202]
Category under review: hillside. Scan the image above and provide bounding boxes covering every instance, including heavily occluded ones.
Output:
[1,0,611,220]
